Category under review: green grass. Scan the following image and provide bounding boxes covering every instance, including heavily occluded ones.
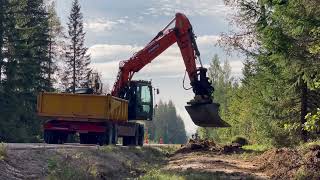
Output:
[47,156,93,180]
[0,143,7,160]
[297,139,320,153]
[242,144,272,152]
[139,169,184,180]
[156,145,181,155]
[231,144,272,160]
[299,139,320,148]
[98,144,117,153]
[139,169,257,180]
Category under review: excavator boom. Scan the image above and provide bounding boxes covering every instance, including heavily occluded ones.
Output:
[111,13,229,127]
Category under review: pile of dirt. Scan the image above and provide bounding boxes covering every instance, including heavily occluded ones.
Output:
[299,145,320,179]
[175,139,243,154]
[256,145,320,179]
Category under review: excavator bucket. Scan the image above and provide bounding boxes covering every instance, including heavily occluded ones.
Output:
[185,102,230,127]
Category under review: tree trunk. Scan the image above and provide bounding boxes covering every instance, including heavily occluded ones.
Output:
[72,44,76,93]
[48,37,52,87]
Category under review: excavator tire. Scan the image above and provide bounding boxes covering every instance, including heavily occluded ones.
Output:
[137,124,144,146]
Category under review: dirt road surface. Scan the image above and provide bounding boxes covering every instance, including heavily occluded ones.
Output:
[165,152,268,179]
[0,143,269,179]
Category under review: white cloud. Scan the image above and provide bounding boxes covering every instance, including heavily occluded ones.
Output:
[145,0,232,17]
[84,17,128,33]
[88,35,237,79]
[88,44,142,62]
[89,44,185,80]
[197,35,220,46]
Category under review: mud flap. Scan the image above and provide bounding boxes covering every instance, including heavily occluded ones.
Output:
[185,103,231,127]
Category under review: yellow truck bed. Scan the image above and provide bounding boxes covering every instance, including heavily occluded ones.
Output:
[37,92,128,122]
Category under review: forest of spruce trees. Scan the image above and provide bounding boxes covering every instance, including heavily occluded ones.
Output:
[199,0,320,147]
[0,0,188,143]
[0,0,319,146]
[0,0,93,142]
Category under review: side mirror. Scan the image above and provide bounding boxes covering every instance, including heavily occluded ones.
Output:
[156,88,160,94]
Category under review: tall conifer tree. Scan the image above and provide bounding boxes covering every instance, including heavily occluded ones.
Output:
[64,0,91,93]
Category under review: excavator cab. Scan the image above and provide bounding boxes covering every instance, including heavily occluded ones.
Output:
[120,80,153,121]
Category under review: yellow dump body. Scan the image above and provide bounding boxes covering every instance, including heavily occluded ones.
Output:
[37,92,128,122]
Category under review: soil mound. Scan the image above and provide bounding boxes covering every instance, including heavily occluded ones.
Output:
[256,145,320,179]
[175,139,243,154]
[256,148,302,179]
[301,145,320,179]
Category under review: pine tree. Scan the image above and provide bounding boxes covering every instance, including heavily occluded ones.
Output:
[222,0,320,143]
[64,0,91,93]
[46,1,64,88]
[0,0,52,142]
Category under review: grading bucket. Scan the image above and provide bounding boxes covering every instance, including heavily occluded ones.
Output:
[185,102,230,127]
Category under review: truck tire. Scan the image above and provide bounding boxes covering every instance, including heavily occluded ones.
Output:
[57,132,68,144]
[80,133,88,144]
[112,124,118,145]
[44,130,58,144]
[104,123,113,145]
[122,136,132,146]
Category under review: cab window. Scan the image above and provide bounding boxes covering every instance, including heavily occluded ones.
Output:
[140,86,151,103]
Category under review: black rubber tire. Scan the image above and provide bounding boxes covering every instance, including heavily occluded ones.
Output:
[97,133,105,146]
[122,124,141,146]
[138,124,144,146]
[44,130,49,143]
[104,123,113,145]
[57,132,68,144]
[123,137,135,146]
[122,136,127,146]
[80,133,88,144]
[44,130,59,144]
[89,133,98,144]
[133,126,139,146]
[112,124,118,145]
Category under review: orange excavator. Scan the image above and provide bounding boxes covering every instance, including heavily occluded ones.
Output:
[111,12,228,127]
[38,12,228,146]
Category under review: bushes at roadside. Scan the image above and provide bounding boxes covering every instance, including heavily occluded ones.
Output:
[231,136,249,146]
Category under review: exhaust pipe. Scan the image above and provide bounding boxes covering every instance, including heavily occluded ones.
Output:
[185,102,230,127]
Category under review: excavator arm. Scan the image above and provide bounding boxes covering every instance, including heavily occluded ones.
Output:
[111,13,229,127]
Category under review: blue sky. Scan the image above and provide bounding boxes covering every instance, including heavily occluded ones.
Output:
[54,0,243,135]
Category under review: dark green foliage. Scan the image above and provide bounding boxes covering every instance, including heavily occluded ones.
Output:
[62,0,91,93]
[214,0,320,146]
[0,0,53,142]
[145,100,187,144]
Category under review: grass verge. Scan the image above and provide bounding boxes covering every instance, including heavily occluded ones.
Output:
[139,169,258,180]
[298,139,320,152]
[230,144,272,160]
[242,144,272,152]
[47,155,93,180]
